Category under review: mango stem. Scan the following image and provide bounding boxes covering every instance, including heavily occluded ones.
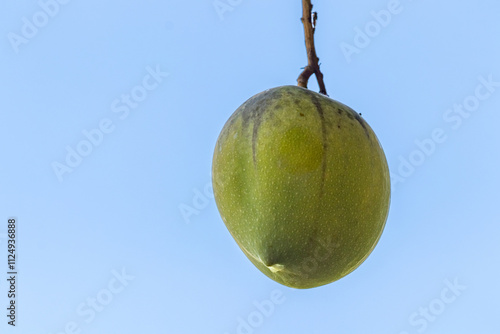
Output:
[297,0,328,96]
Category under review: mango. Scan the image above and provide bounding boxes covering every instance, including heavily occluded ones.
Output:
[212,86,390,289]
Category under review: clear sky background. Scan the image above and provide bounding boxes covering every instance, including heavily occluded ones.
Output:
[1,0,499,333]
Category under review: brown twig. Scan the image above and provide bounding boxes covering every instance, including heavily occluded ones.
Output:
[297,0,328,96]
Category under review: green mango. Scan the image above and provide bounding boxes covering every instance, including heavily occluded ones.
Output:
[212,86,390,289]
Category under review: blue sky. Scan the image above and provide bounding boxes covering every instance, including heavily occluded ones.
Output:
[0,0,499,333]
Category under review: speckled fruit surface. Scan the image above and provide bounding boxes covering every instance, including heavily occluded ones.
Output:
[212,86,390,289]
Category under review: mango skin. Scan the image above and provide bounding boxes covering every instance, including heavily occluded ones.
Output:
[212,86,390,289]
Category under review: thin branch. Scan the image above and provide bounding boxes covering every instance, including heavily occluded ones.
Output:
[297,0,328,96]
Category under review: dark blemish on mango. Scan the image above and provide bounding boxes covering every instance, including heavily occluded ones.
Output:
[354,113,370,138]
[235,89,283,166]
[303,90,328,198]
